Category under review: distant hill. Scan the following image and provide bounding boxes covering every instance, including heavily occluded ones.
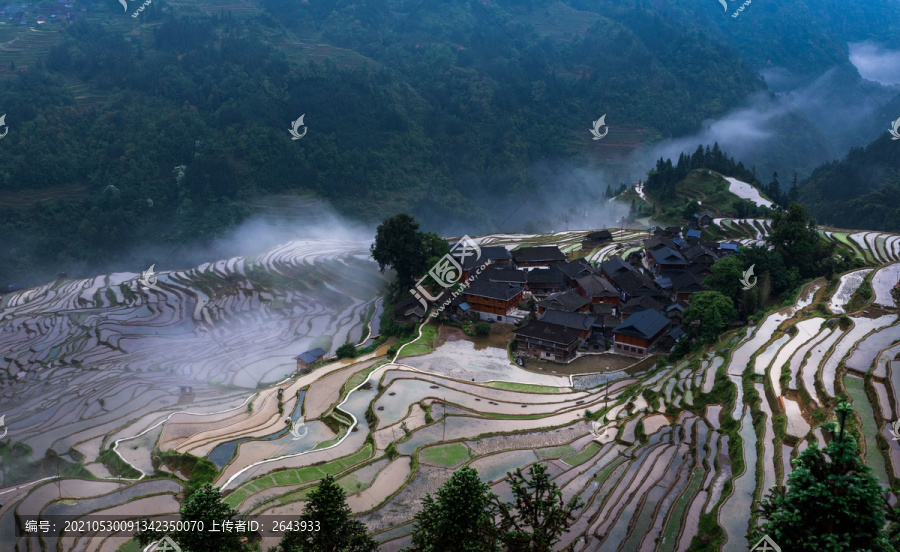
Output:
[800,131,900,232]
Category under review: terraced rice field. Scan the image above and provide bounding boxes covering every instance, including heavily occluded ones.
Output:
[1,224,899,551]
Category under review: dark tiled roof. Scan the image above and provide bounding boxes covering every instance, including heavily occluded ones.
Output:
[394,296,427,316]
[526,267,566,285]
[611,270,659,296]
[575,274,618,297]
[683,245,717,263]
[295,347,327,363]
[649,246,687,266]
[585,230,613,240]
[512,246,566,263]
[513,320,583,345]
[557,259,599,280]
[643,237,678,252]
[671,271,705,292]
[482,267,526,284]
[465,280,523,301]
[537,290,590,312]
[688,263,712,276]
[613,309,669,340]
[589,302,615,315]
[620,296,663,314]
[601,257,635,276]
[539,310,597,331]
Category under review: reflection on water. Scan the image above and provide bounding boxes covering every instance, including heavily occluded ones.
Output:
[208,391,309,469]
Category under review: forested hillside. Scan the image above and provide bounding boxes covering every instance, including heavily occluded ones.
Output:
[800,131,900,232]
[0,0,898,285]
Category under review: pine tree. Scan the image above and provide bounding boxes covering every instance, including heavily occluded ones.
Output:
[405,467,499,552]
[275,475,378,552]
[752,403,896,551]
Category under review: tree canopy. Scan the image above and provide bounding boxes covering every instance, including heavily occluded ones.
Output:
[681,291,737,343]
[273,475,378,552]
[136,483,252,552]
[405,466,499,552]
[752,403,899,551]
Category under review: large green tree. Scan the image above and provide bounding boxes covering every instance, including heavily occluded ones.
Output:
[766,202,832,279]
[494,463,585,552]
[405,466,499,552]
[681,291,737,342]
[136,484,252,552]
[752,403,896,551]
[702,255,745,301]
[273,475,378,552]
[370,214,450,290]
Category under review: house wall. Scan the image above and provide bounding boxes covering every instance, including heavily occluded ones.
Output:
[465,293,522,315]
[517,339,577,363]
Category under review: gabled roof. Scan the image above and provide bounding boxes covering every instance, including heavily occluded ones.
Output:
[589,302,615,316]
[613,309,669,340]
[449,244,511,270]
[663,325,686,342]
[601,257,636,276]
[513,320,583,345]
[649,246,687,266]
[575,274,618,297]
[643,236,678,252]
[611,270,660,296]
[671,271,705,292]
[687,263,712,276]
[465,280,523,301]
[683,245,717,263]
[482,267,526,284]
[621,295,663,314]
[539,310,597,332]
[718,242,740,251]
[585,230,613,240]
[511,245,566,263]
[698,210,715,219]
[685,229,702,238]
[537,290,590,313]
[394,295,427,316]
[557,259,599,280]
[294,347,327,363]
[526,267,566,285]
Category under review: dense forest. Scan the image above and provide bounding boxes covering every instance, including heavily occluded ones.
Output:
[0,0,898,285]
[799,132,900,232]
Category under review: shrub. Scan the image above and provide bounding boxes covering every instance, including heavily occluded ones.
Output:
[336,343,357,359]
[474,321,491,336]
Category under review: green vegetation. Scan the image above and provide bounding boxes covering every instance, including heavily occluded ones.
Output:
[419,443,473,468]
[753,403,900,550]
[98,447,142,479]
[0,442,94,486]
[405,466,499,552]
[482,381,560,393]
[225,444,373,507]
[474,321,492,336]
[399,324,440,357]
[137,484,252,552]
[272,475,378,552]
[153,450,219,498]
[538,444,577,459]
[562,443,602,467]
[336,343,358,359]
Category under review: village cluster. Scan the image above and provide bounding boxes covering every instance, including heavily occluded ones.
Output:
[395,211,736,363]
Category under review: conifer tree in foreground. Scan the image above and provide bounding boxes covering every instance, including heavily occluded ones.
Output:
[273,475,378,552]
[752,402,898,551]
